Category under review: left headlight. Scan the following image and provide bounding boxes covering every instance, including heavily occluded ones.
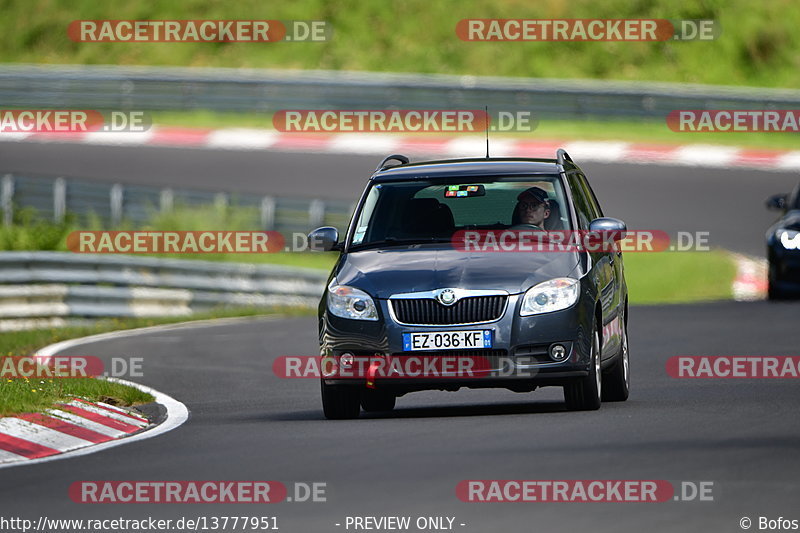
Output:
[327,281,379,321]
[777,228,800,250]
[520,277,580,316]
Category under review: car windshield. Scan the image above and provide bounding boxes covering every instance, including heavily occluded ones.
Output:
[349,175,571,248]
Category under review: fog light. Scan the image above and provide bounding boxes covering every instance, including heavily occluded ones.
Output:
[321,355,339,377]
[549,344,568,362]
[339,352,354,367]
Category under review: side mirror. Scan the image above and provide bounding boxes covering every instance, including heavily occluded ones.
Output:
[589,217,627,241]
[766,194,787,211]
[308,226,340,252]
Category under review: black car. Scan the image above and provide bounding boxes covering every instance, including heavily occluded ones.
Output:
[309,150,630,419]
[766,182,800,299]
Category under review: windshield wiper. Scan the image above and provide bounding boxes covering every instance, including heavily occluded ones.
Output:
[349,237,452,250]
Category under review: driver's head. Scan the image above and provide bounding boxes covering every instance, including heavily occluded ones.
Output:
[515,187,551,227]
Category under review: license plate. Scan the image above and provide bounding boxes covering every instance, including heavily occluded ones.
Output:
[402,330,492,351]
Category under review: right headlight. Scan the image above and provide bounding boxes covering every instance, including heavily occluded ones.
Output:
[326,281,379,321]
[777,228,800,250]
[520,277,580,316]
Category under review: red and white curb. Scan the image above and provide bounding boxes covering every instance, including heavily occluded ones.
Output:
[731,253,769,301]
[0,377,187,469]
[0,398,149,464]
[0,323,206,469]
[2,127,799,171]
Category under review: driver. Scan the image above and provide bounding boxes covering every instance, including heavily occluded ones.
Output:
[513,186,551,228]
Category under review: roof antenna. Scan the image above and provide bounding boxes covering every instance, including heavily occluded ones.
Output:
[484,105,490,159]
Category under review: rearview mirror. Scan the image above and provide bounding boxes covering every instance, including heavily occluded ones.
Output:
[308,227,340,252]
[766,194,787,211]
[588,217,627,241]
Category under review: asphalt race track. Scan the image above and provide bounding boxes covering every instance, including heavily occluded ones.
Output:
[0,144,799,531]
[1,141,798,255]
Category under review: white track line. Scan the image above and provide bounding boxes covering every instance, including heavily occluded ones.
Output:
[0,418,93,451]
[59,400,149,427]
[44,409,128,438]
[0,449,26,462]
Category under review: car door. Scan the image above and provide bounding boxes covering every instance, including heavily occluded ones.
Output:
[567,172,619,361]
[578,172,624,359]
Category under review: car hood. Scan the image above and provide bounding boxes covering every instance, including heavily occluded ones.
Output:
[334,246,581,299]
[768,209,800,238]
[780,210,800,231]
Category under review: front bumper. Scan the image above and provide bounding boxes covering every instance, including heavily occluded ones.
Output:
[319,292,595,390]
[769,245,800,293]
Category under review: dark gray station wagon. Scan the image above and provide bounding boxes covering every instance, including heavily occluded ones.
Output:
[309,150,630,419]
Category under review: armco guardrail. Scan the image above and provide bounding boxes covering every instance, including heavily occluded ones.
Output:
[2,64,800,120]
[0,172,354,232]
[0,252,328,330]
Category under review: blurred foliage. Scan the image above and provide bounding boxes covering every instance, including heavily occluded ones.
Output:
[0,0,797,87]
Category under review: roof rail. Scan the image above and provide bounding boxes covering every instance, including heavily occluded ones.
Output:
[556,148,573,166]
[376,154,410,171]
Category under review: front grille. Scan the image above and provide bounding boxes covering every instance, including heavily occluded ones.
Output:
[391,295,507,325]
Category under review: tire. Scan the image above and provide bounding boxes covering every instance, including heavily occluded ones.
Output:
[602,317,630,402]
[321,381,361,419]
[768,272,788,300]
[564,329,602,411]
[767,262,792,300]
[360,389,396,412]
[768,280,784,300]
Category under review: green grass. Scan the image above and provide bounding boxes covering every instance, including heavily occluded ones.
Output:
[0,204,340,269]
[0,376,155,418]
[1,0,799,88]
[0,307,313,416]
[623,250,735,304]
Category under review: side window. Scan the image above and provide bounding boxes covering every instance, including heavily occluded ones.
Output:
[576,173,603,220]
[567,174,592,230]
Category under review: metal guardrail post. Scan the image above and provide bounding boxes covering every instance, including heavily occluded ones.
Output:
[160,188,174,212]
[0,173,353,233]
[1,174,13,226]
[213,192,228,210]
[0,251,329,327]
[110,184,124,226]
[2,65,800,119]
[53,178,66,223]
[309,199,325,228]
[260,196,275,230]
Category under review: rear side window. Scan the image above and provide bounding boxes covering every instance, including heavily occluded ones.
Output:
[567,174,592,230]
[577,173,604,219]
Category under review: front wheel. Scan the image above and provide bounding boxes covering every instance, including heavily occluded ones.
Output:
[564,330,601,411]
[768,275,788,300]
[360,389,396,412]
[321,381,361,419]
[602,317,630,402]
